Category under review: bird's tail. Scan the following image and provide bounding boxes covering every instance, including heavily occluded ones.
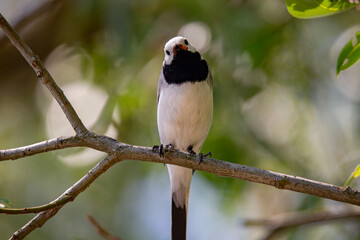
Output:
[172,197,187,240]
[167,165,193,240]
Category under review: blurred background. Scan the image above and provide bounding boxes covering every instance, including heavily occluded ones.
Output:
[1,0,360,239]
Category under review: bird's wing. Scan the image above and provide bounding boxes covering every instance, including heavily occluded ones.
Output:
[206,62,213,89]
[157,69,167,105]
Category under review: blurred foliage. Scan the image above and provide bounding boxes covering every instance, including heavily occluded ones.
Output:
[285,0,355,19]
[0,198,12,208]
[285,0,360,77]
[1,0,360,239]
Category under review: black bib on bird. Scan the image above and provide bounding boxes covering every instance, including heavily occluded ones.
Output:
[163,50,209,85]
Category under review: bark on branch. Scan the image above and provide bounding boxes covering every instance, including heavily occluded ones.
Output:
[10,154,119,240]
[0,136,82,161]
[0,196,71,214]
[1,132,360,207]
[245,209,360,240]
[3,132,360,238]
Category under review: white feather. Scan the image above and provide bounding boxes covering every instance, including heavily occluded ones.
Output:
[157,76,213,208]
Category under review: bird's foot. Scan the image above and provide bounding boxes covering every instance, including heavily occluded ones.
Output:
[152,144,160,153]
[198,152,212,165]
[189,150,197,157]
[187,146,197,174]
[163,143,175,166]
[191,151,212,174]
[164,143,174,152]
[152,144,164,157]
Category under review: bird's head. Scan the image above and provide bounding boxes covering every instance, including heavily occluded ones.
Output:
[163,36,197,65]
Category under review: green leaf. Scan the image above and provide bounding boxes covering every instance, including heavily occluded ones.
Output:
[0,198,12,208]
[356,31,360,43]
[337,32,360,77]
[336,38,354,76]
[344,164,360,186]
[285,0,355,19]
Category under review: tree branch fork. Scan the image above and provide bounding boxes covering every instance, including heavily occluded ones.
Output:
[1,11,360,240]
[1,131,360,212]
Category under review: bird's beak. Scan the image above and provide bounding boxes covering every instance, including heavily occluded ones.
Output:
[178,44,188,51]
[173,44,188,55]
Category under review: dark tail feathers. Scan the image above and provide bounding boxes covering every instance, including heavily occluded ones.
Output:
[172,198,187,240]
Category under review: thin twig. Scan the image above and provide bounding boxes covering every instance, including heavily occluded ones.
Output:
[0,196,70,214]
[0,13,88,137]
[87,214,122,240]
[0,136,82,161]
[10,154,120,240]
[11,207,61,240]
[245,209,360,240]
[245,209,360,227]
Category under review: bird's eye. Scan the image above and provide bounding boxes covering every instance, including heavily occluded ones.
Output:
[166,50,170,55]
[184,39,188,45]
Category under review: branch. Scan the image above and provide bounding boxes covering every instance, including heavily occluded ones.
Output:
[0,136,82,161]
[117,143,360,207]
[10,154,119,240]
[4,133,360,238]
[11,206,61,240]
[87,214,122,240]
[0,196,70,214]
[0,13,87,137]
[245,209,360,240]
[2,132,360,207]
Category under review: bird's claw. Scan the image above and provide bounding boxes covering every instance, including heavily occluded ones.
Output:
[192,151,212,174]
[198,151,212,165]
[152,144,164,157]
[189,150,197,157]
[152,145,160,152]
[164,143,174,152]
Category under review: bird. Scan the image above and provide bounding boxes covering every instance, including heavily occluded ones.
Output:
[156,36,213,240]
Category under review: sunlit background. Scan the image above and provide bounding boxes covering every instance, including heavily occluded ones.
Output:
[1,0,360,239]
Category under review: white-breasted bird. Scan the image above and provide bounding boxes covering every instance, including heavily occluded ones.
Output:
[156,36,213,240]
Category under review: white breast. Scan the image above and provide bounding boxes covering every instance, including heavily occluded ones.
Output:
[157,81,213,154]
